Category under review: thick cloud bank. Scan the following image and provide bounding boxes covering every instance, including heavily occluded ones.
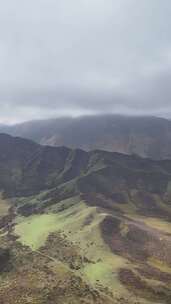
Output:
[0,0,171,122]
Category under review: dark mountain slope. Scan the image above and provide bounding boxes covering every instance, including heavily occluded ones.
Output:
[0,133,171,212]
[0,134,88,195]
[1,115,171,159]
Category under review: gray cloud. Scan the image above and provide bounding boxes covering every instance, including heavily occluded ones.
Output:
[0,0,171,122]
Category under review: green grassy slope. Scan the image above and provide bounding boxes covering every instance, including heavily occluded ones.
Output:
[11,193,171,304]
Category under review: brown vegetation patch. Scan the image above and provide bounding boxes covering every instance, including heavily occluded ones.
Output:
[0,247,11,272]
[101,215,171,265]
[46,276,106,304]
[108,192,128,204]
[0,207,14,230]
[101,216,149,261]
[40,232,93,270]
[101,216,121,237]
[81,193,121,212]
[136,264,171,284]
[0,239,115,304]
[119,268,171,303]
[131,191,171,219]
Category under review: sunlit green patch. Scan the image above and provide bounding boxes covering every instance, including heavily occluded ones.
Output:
[83,257,128,294]
[14,198,90,250]
[14,199,129,293]
[15,214,61,250]
[13,196,161,303]
[84,261,110,282]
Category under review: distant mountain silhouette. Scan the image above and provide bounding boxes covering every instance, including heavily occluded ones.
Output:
[1,115,171,159]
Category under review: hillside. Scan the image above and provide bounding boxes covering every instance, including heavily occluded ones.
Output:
[0,134,171,303]
[1,115,171,160]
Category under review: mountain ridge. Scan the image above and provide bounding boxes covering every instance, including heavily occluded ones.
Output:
[1,115,171,160]
[1,132,171,197]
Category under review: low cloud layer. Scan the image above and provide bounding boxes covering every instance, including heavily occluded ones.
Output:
[0,0,171,123]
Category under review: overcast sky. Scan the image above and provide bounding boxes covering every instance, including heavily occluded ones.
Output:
[0,0,171,123]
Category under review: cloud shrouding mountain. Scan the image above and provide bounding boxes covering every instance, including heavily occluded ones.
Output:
[0,0,171,122]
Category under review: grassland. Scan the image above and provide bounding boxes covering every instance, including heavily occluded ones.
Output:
[13,194,171,304]
[15,214,61,250]
[14,197,129,295]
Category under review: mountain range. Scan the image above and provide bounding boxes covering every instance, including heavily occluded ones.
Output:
[0,133,171,303]
[1,115,171,160]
